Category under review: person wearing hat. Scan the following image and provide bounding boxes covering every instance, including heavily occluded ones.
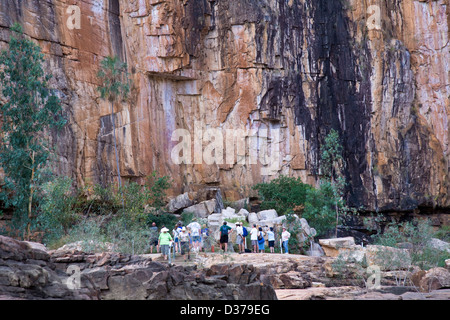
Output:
[158,227,173,260]
[235,222,245,254]
[179,226,191,261]
[281,227,291,254]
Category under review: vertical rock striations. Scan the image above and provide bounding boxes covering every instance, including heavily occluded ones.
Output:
[0,0,448,213]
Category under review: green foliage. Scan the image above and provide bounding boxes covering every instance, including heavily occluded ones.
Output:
[58,218,108,252]
[252,130,353,239]
[39,172,172,252]
[302,181,343,237]
[434,225,450,242]
[180,211,194,226]
[146,212,178,232]
[146,172,172,210]
[97,56,130,103]
[0,23,65,238]
[372,219,449,270]
[284,213,308,254]
[320,129,344,180]
[105,214,150,254]
[38,177,79,243]
[253,175,312,215]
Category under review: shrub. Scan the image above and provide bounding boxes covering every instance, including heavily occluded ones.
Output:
[38,177,79,244]
[146,172,172,210]
[302,180,343,237]
[372,219,449,270]
[59,218,109,252]
[105,214,150,254]
[253,175,312,215]
[146,212,179,232]
[39,172,172,252]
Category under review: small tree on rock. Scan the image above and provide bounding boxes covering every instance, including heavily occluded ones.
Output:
[97,56,130,205]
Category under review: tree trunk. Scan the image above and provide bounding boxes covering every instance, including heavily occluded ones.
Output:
[111,102,124,207]
[26,150,35,241]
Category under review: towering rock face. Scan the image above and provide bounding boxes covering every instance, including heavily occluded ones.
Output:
[0,0,448,212]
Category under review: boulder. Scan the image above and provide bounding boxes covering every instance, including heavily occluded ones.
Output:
[414,267,450,292]
[319,237,356,257]
[237,208,249,218]
[166,192,194,213]
[279,271,311,289]
[221,207,236,217]
[335,245,366,263]
[299,218,311,234]
[428,238,450,254]
[258,216,286,228]
[229,198,249,210]
[182,199,217,218]
[53,240,116,253]
[248,212,259,225]
[207,213,223,227]
[257,209,278,221]
[306,242,325,257]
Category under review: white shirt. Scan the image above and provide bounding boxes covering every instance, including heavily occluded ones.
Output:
[282,231,291,242]
[267,231,275,241]
[236,226,243,236]
[250,228,258,241]
[188,222,201,237]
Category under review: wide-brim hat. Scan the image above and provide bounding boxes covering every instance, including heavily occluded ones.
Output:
[161,227,169,232]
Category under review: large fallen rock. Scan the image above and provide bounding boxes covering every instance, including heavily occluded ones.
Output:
[319,237,356,258]
[247,212,259,225]
[182,199,217,218]
[257,209,278,221]
[166,192,195,213]
[428,238,450,254]
[411,267,450,292]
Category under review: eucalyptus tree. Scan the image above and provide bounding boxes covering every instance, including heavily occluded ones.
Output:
[0,23,66,239]
[320,129,346,237]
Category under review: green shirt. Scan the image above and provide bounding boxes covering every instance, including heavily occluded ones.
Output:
[159,232,173,245]
[220,225,231,236]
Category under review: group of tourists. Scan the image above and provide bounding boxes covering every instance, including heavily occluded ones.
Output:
[149,219,210,261]
[221,221,291,254]
[149,219,292,261]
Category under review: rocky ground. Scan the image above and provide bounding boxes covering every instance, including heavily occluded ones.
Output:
[191,251,450,300]
[1,235,449,300]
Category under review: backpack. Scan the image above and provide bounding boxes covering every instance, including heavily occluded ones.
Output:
[242,227,248,237]
[220,225,229,236]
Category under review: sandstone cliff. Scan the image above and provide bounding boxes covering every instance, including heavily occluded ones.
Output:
[0,0,448,213]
